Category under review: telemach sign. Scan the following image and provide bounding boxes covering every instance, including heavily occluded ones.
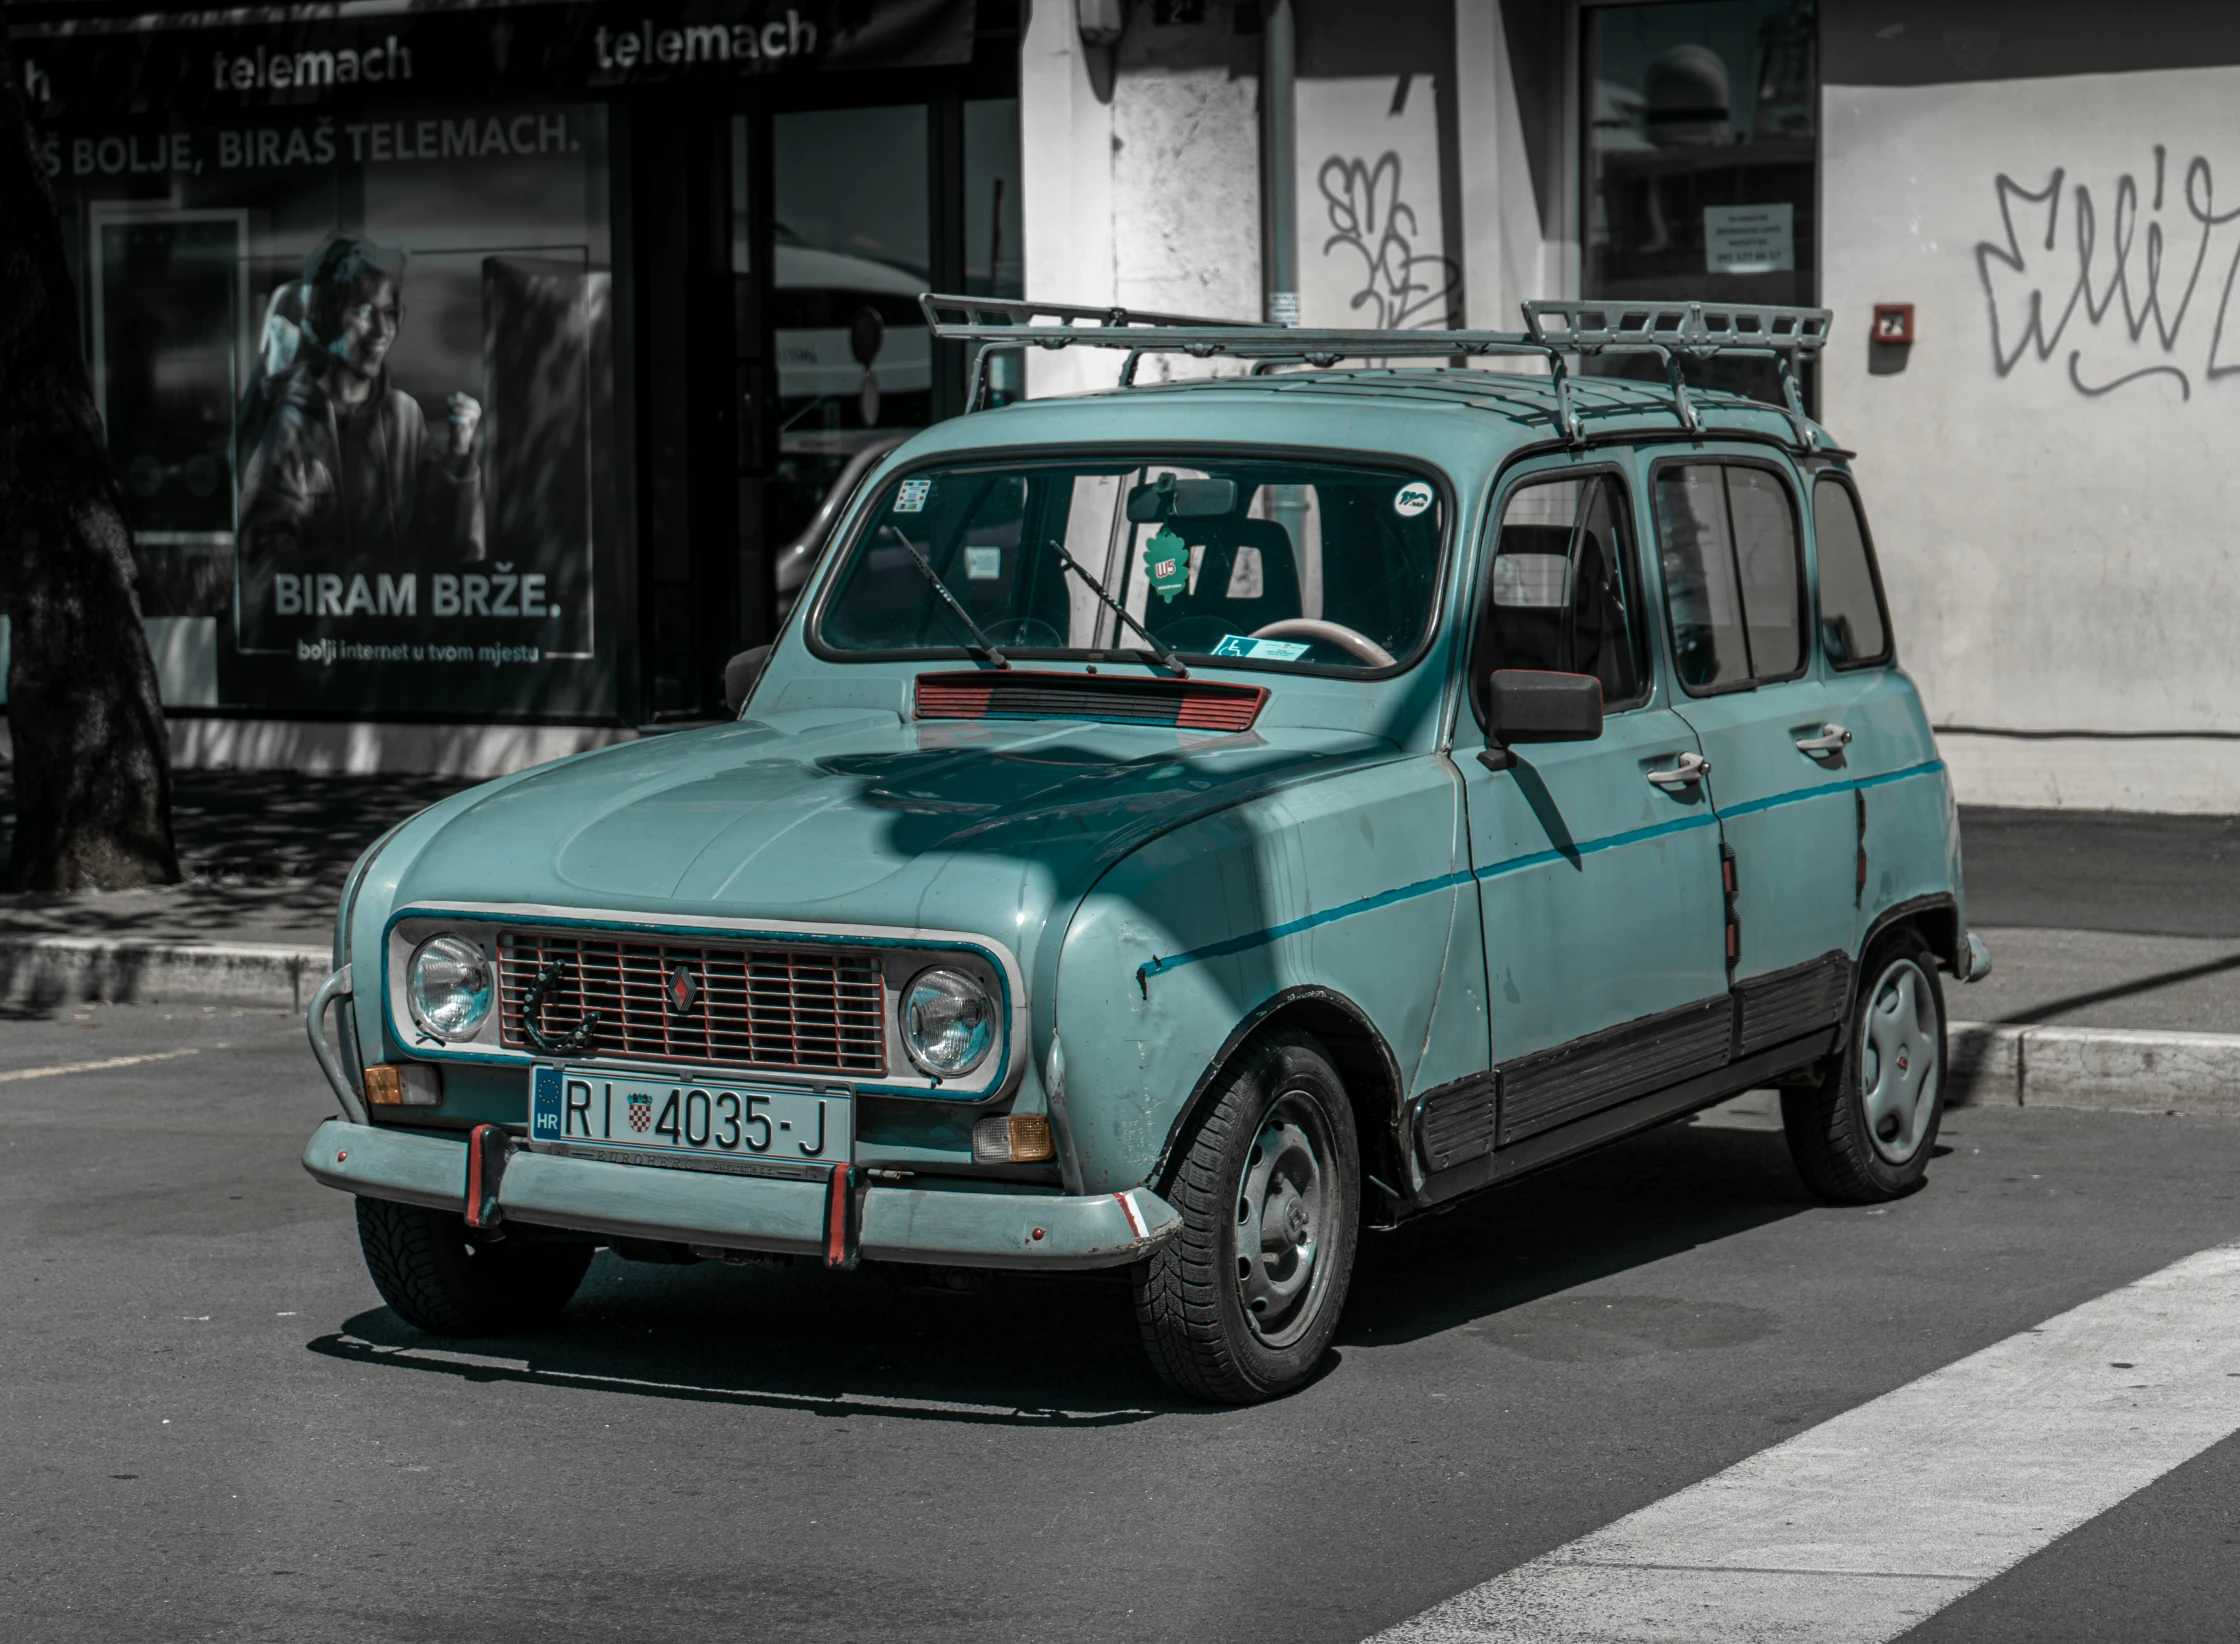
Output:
[10,0,976,119]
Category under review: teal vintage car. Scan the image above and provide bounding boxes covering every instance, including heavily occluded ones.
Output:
[304,298,1988,1403]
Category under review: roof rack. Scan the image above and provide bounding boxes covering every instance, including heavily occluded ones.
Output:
[918,293,1833,449]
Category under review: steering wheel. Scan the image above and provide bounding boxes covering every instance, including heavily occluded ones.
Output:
[1249,618,1396,668]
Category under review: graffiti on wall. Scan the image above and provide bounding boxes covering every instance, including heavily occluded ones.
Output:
[1977,146,2240,400]
[1315,151,1458,330]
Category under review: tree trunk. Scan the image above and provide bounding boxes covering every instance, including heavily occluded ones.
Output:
[0,7,180,891]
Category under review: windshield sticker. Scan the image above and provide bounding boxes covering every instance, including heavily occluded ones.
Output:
[1392,481,1434,518]
[1212,634,1311,662]
[1145,528,1191,602]
[964,545,1002,581]
[894,478,933,514]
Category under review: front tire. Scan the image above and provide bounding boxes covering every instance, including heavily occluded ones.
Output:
[1133,1030,1360,1404]
[355,1196,592,1335]
[1782,929,1947,1203]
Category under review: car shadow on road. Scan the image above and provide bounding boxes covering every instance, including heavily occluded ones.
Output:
[305,1115,1816,1419]
[1338,1112,1816,1347]
[307,1253,1182,1426]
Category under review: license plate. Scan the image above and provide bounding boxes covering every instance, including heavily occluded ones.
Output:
[528,1066,851,1164]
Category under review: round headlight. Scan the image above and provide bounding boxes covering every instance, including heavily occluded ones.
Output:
[899,966,995,1078]
[407,933,493,1041]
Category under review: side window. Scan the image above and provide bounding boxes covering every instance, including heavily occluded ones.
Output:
[1475,473,1647,721]
[1812,479,1892,667]
[1653,463,1805,692]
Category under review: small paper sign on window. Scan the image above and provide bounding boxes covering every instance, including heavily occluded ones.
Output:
[1702,203,1795,275]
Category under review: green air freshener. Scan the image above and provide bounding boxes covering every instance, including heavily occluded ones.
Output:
[1144,528,1190,603]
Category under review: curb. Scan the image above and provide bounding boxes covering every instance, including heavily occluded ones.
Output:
[1949,1020,2240,1116]
[0,935,327,1012]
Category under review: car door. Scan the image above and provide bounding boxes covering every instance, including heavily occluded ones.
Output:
[1435,461,1732,1169]
[1651,455,1858,1058]
[1806,468,1954,950]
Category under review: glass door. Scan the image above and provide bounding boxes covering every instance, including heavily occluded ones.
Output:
[765,103,935,557]
[1581,0,1817,406]
[731,96,1021,640]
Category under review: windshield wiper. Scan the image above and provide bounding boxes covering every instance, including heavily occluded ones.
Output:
[882,527,1009,669]
[1044,538,1189,677]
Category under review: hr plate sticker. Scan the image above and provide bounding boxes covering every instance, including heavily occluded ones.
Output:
[894,478,933,513]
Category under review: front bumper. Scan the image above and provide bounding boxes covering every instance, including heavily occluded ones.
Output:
[301,1120,1178,1271]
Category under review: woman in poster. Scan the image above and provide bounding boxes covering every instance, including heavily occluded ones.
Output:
[237,235,483,640]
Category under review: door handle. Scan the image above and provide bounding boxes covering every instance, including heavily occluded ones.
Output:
[1795,723,1853,756]
[1645,751,1710,790]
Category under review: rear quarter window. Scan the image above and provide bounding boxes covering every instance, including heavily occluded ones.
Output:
[1812,479,1892,668]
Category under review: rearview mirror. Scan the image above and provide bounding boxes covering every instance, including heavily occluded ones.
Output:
[1487,668,1603,746]
[1125,473,1238,522]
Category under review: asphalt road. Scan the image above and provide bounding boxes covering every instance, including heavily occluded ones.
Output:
[6,1003,2239,1642]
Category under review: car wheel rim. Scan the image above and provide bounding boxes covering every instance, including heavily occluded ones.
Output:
[1860,957,1939,1165]
[1233,1092,1336,1350]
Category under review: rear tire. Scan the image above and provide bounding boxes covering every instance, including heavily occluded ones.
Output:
[1133,1030,1360,1404]
[1782,929,1946,1204]
[355,1196,592,1335]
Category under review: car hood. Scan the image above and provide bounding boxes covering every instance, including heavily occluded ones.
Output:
[384,709,1401,955]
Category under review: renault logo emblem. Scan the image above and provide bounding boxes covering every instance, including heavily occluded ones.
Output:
[665,965,698,1018]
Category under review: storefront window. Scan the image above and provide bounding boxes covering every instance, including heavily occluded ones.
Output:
[51,102,618,716]
[1582,0,1816,401]
[742,96,1021,553]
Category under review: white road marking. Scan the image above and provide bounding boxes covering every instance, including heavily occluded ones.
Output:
[0,1048,200,1084]
[1372,1240,2240,1643]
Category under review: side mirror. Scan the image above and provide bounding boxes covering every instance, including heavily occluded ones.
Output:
[1485,668,1602,759]
[722,645,772,718]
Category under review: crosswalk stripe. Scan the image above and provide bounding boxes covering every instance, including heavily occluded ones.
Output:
[1370,1240,2240,1643]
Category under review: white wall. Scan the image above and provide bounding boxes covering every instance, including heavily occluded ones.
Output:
[1823,66,2240,810]
[1294,76,1453,330]
[1018,6,1260,398]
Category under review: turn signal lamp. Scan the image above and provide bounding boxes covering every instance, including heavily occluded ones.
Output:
[363,1062,443,1107]
[972,1113,1055,1164]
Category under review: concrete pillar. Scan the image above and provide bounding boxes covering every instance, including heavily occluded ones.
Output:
[1018,0,1118,398]
[1453,0,1557,331]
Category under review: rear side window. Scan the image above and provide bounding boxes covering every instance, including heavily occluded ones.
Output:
[1652,463,1805,692]
[1812,479,1892,667]
[1474,473,1648,720]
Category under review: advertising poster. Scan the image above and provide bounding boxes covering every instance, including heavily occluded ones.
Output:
[13,0,979,716]
[44,105,617,715]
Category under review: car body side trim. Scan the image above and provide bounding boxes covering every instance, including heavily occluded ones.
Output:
[1137,809,1729,986]
[1411,1029,1842,1212]
[1138,874,1456,985]
[1713,758,1946,821]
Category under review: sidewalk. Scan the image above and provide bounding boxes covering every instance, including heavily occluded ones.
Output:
[0,768,471,1008]
[0,779,2234,1109]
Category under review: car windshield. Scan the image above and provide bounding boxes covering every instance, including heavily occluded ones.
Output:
[814,456,1448,672]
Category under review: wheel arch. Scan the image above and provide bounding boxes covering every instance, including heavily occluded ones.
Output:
[1147,984,1408,1220]
[1863,892,1959,974]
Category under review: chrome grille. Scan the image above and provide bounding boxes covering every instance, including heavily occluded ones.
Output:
[495,930,887,1076]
